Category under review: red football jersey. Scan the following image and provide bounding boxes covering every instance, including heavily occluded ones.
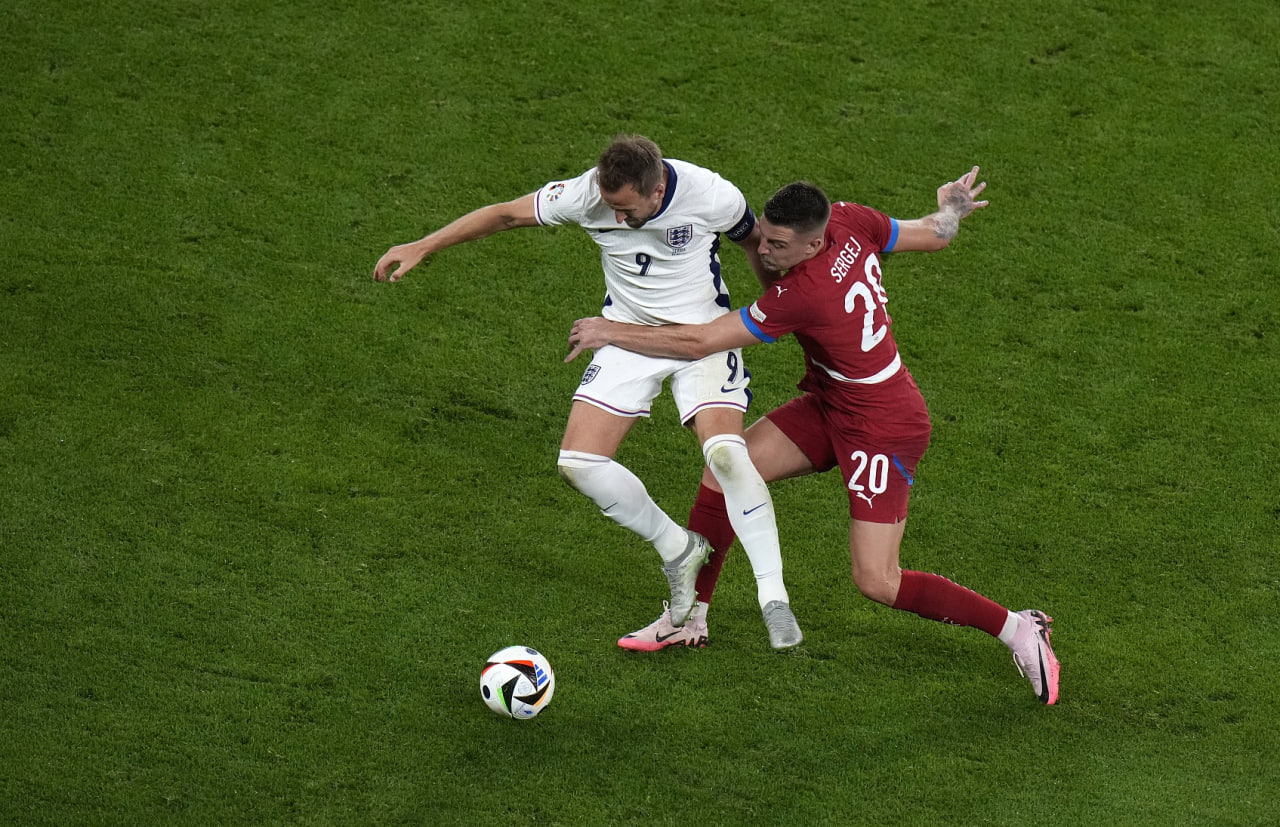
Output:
[743,201,908,391]
[742,201,931,512]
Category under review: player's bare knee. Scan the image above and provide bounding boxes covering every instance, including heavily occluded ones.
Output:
[851,570,896,606]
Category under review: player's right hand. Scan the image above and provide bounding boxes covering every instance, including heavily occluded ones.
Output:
[373,244,427,282]
[565,317,612,363]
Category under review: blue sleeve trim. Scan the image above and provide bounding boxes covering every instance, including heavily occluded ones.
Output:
[884,217,900,253]
[739,307,776,343]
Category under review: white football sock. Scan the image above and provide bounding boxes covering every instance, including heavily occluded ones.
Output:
[997,610,1022,647]
[701,434,789,608]
[557,450,688,561]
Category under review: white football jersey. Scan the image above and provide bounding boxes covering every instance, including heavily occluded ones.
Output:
[534,160,756,325]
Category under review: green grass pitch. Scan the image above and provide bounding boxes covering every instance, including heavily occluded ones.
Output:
[2,0,1277,823]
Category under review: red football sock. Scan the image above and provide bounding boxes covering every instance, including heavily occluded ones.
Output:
[892,570,1008,637]
[688,484,735,604]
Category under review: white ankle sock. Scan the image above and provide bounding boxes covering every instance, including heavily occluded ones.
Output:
[997,610,1022,646]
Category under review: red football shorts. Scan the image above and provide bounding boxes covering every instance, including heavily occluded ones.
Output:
[764,381,931,523]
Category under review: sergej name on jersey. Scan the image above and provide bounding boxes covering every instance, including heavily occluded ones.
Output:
[829,238,863,283]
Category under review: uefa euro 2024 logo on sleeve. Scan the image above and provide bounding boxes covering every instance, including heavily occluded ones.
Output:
[666,224,693,249]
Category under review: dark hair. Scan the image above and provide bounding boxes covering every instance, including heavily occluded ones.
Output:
[764,182,831,235]
[597,134,664,196]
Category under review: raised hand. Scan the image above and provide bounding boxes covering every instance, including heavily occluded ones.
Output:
[937,165,989,217]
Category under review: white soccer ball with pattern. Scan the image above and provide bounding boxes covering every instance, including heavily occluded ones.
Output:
[479,646,555,719]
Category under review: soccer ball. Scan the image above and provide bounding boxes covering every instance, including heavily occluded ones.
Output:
[479,646,555,719]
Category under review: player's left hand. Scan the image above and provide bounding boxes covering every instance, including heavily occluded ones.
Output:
[565,317,612,363]
[937,166,989,216]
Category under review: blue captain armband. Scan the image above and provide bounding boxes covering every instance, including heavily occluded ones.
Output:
[738,307,777,343]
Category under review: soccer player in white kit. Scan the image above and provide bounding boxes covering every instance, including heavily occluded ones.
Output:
[373,135,802,649]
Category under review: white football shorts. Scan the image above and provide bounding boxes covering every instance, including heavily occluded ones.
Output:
[572,344,752,425]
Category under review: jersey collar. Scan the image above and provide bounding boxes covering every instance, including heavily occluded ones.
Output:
[651,161,677,221]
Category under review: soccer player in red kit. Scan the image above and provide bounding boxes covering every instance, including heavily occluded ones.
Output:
[565,167,1060,704]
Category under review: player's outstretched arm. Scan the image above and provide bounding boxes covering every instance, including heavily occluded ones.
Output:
[891,166,989,253]
[565,312,759,363]
[373,192,541,282]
